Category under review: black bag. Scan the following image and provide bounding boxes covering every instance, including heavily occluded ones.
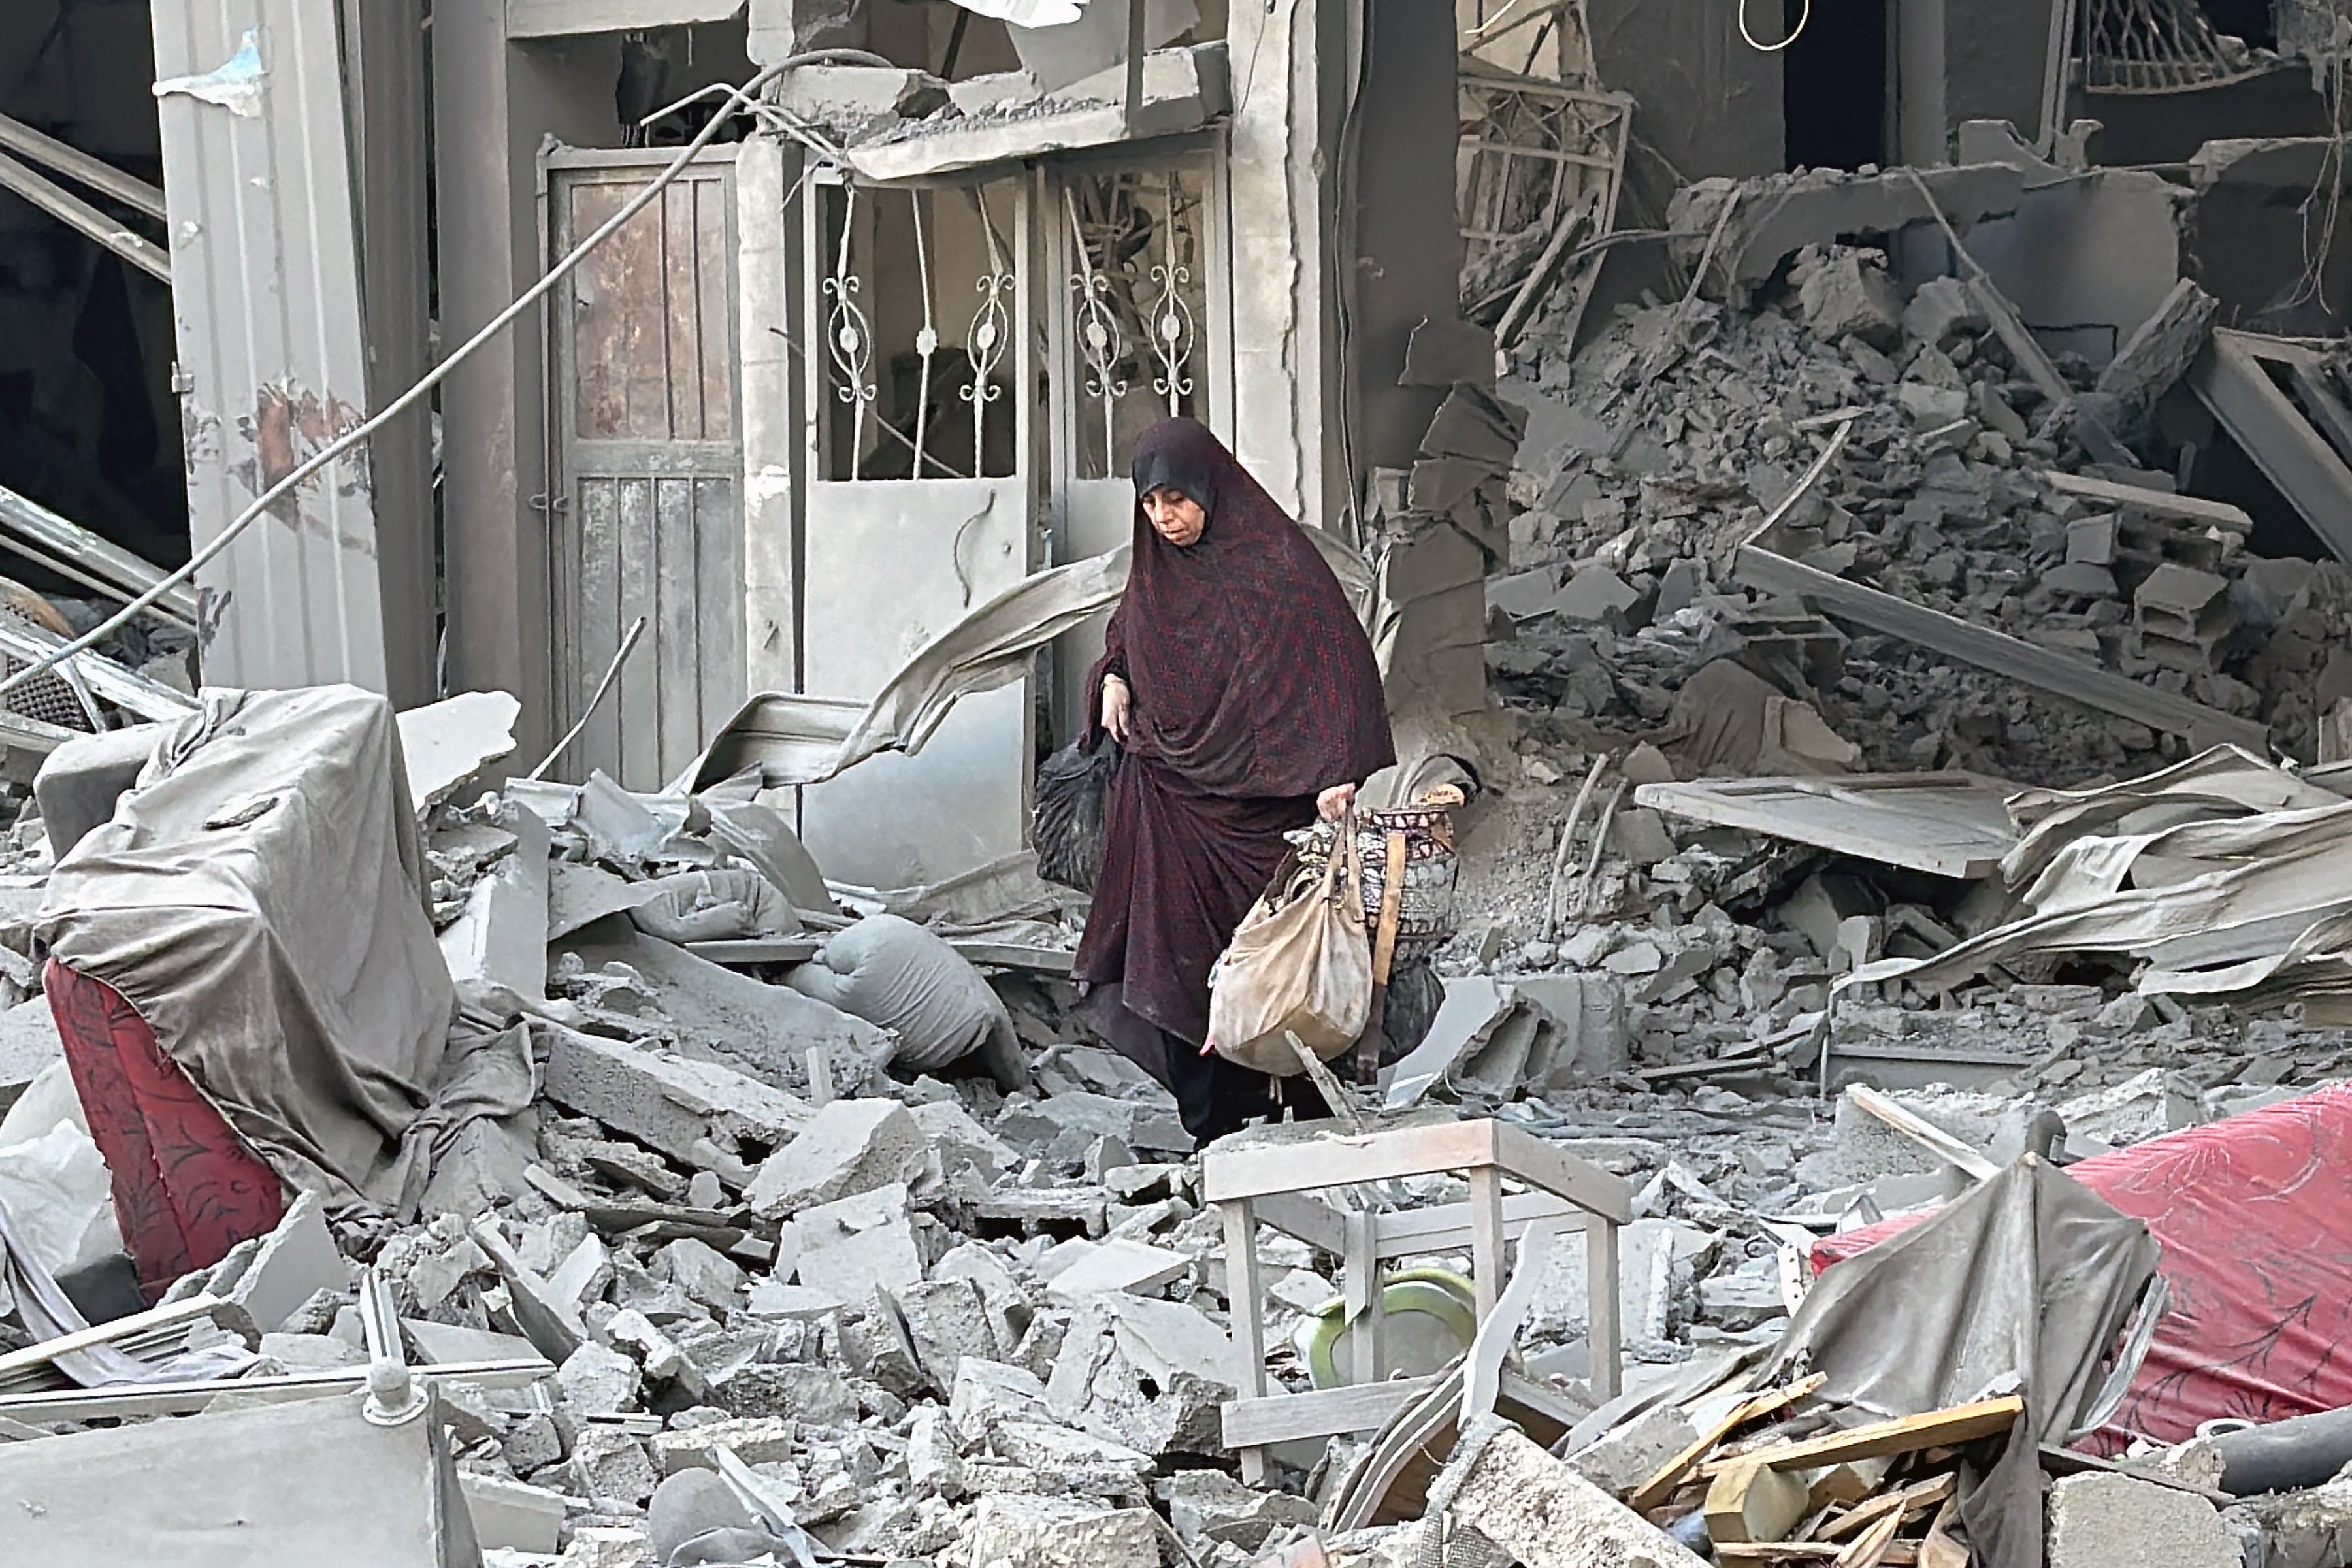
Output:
[1035,740,1119,892]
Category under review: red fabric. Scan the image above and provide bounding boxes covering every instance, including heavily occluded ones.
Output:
[1811,1084,2352,1450]
[44,960,284,1300]
[1074,419,1394,1049]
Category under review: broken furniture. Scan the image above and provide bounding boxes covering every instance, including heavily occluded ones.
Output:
[1204,1116,1632,1481]
[2189,329,2352,564]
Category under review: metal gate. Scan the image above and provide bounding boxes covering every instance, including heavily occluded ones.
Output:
[794,168,1037,889]
[545,147,745,791]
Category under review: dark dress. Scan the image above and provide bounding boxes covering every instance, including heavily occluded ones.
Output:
[1070,419,1395,1145]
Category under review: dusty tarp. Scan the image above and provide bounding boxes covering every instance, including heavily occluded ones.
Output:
[1767,1157,2161,1568]
[1844,746,2352,1015]
[36,688,471,1213]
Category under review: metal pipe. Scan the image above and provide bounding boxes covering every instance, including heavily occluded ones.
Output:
[0,148,169,282]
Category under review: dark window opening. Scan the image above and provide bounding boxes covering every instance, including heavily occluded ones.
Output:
[1781,0,1889,173]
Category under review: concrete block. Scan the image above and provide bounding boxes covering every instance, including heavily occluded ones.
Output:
[1903,276,1988,346]
[887,1278,1003,1393]
[1042,1237,1192,1301]
[705,1362,857,1426]
[950,1357,1050,1445]
[1554,565,1639,622]
[909,1098,1012,1177]
[539,1026,808,1163]
[791,1181,924,1301]
[1046,1294,1234,1457]
[650,1416,796,1475]
[967,1494,1161,1568]
[228,1190,347,1333]
[647,1469,757,1565]
[1159,1468,1322,1552]
[558,1342,642,1415]
[657,1237,745,1313]
[2047,1471,2236,1568]
[1429,1416,1709,1567]
[746,1097,926,1218]
[1567,1401,1703,1496]
[438,802,549,1014]
[2058,1068,2203,1149]
[987,1420,1157,1499]
[398,691,521,813]
[1529,1217,1714,1346]
[458,1473,564,1554]
[563,1525,653,1568]
[1798,250,1903,348]
[906,1405,966,1499]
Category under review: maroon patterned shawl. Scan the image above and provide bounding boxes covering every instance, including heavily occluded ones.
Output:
[1073,419,1394,1052]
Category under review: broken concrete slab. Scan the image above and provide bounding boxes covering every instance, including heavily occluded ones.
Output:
[2057,1068,2204,1151]
[2048,1470,2238,1568]
[1671,163,2026,293]
[966,1494,1160,1568]
[1429,1415,1710,1567]
[1567,1400,1705,1496]
[438,801,549,1015]
[397,689,521,813]
[745,1096,926,1218]
[1158,1467,1322,1552]
[538,1026,809,1166]
[787,1181,924,1301]
[227,1190,346,1334]
[649,1416,797,1476]
[1041,1237,1192,1301]
[1045,1292,1234,1457]
[555,923,892,1092]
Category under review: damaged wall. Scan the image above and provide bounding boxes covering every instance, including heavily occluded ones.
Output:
[1588,0,1781,184]
[435,12,629,763]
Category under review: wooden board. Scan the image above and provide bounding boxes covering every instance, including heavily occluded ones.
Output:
[1629,1373,1828,1514]
[1634,772,2019,880]
[1707,1396,2025,1477]
[1733,545,2266,750]
[2038,470,2252,532]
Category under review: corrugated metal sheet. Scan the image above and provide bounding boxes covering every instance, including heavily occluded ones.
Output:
[150,8,389,692]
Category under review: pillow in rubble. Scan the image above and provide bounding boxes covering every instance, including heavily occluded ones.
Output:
[785,913,1012,1076]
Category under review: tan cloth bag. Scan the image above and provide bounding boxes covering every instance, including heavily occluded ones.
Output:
[1207,818,1374,1077]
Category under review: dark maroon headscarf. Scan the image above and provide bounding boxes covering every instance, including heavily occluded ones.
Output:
[1095,419,1394,798]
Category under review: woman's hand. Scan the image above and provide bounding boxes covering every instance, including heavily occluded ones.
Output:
[1102,675,1132,744]
[1317,783,1358,821]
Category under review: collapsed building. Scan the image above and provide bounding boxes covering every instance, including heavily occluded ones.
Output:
[13,1,2352,1566]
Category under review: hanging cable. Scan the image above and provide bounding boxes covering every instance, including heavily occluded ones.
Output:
[0,59,816,702]
[1739,0,1811,52]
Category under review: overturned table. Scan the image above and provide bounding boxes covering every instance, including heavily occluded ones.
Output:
[1204,1116,1633,1480]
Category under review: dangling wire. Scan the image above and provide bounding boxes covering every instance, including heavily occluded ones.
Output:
[1739,0,1812,52]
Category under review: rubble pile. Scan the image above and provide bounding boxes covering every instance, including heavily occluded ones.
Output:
[1484,244,2352,777]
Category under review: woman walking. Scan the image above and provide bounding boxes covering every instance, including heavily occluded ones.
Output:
[1072,418,1394,1147]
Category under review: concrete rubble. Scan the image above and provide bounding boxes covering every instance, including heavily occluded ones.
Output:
[12,10,2352,1568]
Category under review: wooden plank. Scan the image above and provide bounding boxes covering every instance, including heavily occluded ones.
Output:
[1586,1209,1622,1401]
[1845,1086,1999,1181]
[1467,1167,1505,1320]
[1373,1191,1591,1259]
[1633,773,2018,881]
[1816,1474,1955,1543]
[1734,544,2266,749]
[1629,1372,1829,1513]
[2190,331,2352,563]
[1218,1369,1575,1451]
[2038,470,2252,532]
[1710,1396,2025,1477]
[615,476,662,789]
[1834,1510,1905,1568]
[0,1296,241,1384]
[1202,1118,1633,1224]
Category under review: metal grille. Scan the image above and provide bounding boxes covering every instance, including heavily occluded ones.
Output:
[2080,0,2268,92]
[0,611,96,733]
[1458,63,1630,350]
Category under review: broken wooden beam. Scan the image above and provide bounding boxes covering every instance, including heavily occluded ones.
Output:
[1702,1396,2025,1477]
[2189,329,2352,563]
[1733,544,2266,750]
[2037,470,2251,533]
[1630,1373,1829,1514]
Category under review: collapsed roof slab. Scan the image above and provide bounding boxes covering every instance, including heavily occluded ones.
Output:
[1670,164,2027,296]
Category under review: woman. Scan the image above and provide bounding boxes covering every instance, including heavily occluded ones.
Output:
[1072,419,1395,1147]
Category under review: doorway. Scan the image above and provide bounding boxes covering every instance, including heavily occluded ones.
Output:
[1781,0,1889,172]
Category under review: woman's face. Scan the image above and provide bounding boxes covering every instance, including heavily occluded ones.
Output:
[1142,485,1207,547]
